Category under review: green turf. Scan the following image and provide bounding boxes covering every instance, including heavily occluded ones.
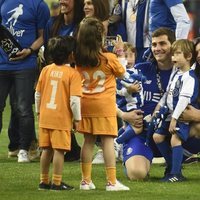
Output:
[1,103,200,200]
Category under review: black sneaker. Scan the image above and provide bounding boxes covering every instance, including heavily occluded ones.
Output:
[51,182,75,191]
[166,174,186,183]
[160,166,171,182]
[38,182,51,190]
[183,153,200,164]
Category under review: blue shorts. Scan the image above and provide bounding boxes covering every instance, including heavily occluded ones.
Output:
[156,121,190,142]
[123,137,153,163]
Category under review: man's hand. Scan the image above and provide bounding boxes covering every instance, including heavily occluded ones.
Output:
[9,48,32,61]
[121,109,144,128]
[180,105,200,122]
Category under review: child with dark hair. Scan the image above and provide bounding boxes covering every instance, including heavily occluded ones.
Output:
[35,36,82,190]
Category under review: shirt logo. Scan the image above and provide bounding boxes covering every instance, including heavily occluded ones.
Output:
[145,80,152,84]
[126,147,133,155]
[6,4,23,26]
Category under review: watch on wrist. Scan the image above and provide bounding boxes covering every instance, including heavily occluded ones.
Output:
[28,47,34,54]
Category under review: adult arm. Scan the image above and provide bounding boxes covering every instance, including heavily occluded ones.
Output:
[170,3,191,39]
[117,108,143,128]
[10,29,44,61]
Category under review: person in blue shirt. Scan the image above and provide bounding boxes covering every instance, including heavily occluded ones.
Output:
[149,0,191,40]
[44,0,84,162]
[117,27,176,180]
[44,0,84,47]
[119,28,200,180]
[0,0,50,163]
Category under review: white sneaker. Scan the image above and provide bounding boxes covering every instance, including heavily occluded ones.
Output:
[106,180,130,191]
[114,139,123,162]
[8,149,19,158]
[152,157,166,164]
[18,150,30,163]
[92,149,104,164]
[80,180,96,190]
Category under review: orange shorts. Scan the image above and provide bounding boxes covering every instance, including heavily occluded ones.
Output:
[77,117,117,136]
[39,128,71,151]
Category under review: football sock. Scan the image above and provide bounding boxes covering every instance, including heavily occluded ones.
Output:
[105,167,116,185]
[116,124,136,144]
[81,162,92,183]
[52,174,62,185]
[156,140,172,168]
[171,145,183,175]
[40,174,49,184]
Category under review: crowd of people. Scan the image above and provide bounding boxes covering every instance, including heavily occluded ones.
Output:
[1,0,200,191]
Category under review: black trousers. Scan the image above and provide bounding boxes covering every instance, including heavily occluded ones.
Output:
[0,69,36,150]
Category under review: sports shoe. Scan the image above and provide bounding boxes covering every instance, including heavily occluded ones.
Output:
[28,148,41,161]
[8,149,19,158]
[106,180,130,191]
[80,180,96,190]
[152,157,166,164]
[28,140,41,161]
[18,150,30,163]
[92,149,104,164]
[38,182,51,190]
[183,153,200,164]
[114,139,123,162]
[160,166,171,182]
[166,174,186,183]
[50,182,75,191]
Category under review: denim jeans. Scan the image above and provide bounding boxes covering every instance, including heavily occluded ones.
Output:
[8,85,37,151]
[0,68,36,150]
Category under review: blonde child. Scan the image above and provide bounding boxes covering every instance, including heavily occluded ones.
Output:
[153,39,199,182]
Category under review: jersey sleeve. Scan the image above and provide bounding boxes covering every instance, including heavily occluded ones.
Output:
[70,70,82,97]
[108,53,125,77]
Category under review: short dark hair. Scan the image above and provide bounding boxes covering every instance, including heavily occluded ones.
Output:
[152,27,176,44]
[47,36,76,65]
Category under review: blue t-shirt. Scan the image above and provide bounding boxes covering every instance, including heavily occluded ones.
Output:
[149,0,182,34]
[135,61,172,116]
[44,17,76,47]
[0,0,50,70]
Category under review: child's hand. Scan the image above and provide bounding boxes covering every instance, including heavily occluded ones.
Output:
[113,35,124,50]
[127,82,141,93]
[113,35,125,57]
[73,120,80,131]
[169,118,177,134]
